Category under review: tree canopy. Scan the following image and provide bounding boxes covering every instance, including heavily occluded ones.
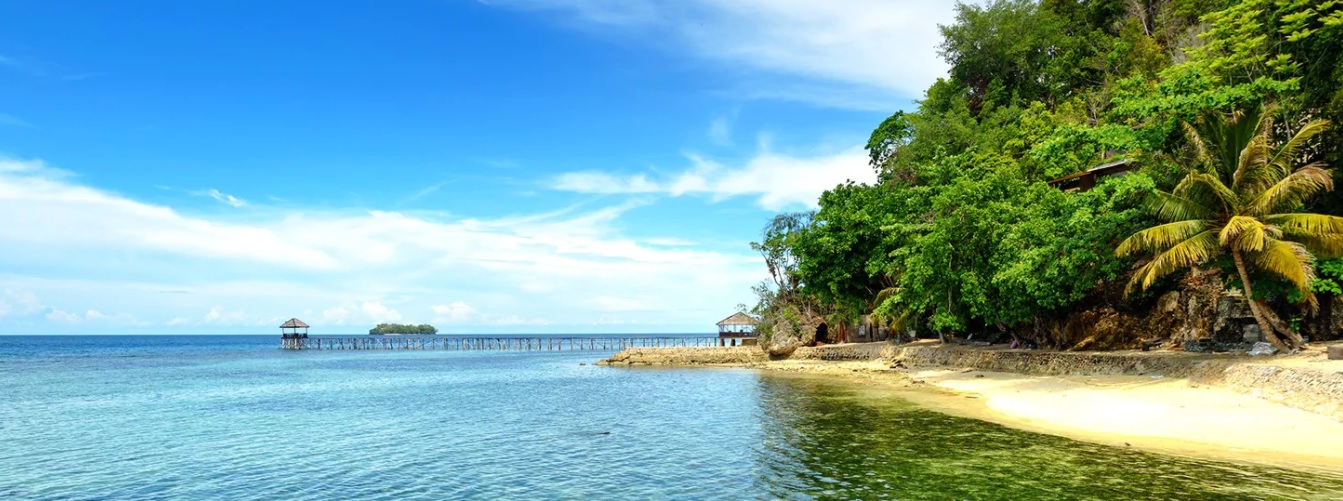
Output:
[369,323,438,335]
[748,0,1342,347]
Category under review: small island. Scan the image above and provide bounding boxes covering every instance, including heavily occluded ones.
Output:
[368,323,438,335]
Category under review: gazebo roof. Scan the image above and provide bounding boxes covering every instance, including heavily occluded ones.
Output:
[280,318,310,328]
[715,312,755,326]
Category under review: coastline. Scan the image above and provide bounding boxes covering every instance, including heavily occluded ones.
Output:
[599,341,1343,471]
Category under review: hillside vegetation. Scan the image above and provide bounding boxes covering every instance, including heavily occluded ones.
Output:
[749,0,1343,352]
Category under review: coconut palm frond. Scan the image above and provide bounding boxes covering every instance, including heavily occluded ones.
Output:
[1250,238,1316,293]
[1244,164,1334,216]
[1290,234,1343,259]
[1265,118,1330,180]
[1116,220,1209,256]
[1126,230,1220,293]
[1184,171,1239,209]
[1233,121,1274,194]
[1265,213,1343,236]
[1181,120,1212,167]
[1219,216,1267,252]
[1151,190,1215,222]
[873,287,899,307]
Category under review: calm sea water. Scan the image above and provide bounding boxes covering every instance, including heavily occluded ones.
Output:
[3,335,1342,500]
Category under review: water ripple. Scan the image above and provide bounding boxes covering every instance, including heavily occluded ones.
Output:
[3,337,1343,500]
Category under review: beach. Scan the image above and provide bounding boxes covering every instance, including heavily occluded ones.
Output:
[601,341,1343,472]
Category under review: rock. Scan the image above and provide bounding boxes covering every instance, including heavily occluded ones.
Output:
[759,308,825,356]
[1158,291,1181,313]
[1249,341,1278,357]
[1329,345,1343,361]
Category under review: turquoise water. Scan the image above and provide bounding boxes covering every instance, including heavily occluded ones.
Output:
[3,336,1343,500]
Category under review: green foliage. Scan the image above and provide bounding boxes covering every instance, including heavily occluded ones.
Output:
[369,323,438,335]
[753,0,1343,342]
[1312,258,1343,295]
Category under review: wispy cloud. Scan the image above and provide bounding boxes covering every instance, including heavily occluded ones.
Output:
[0,113,34,128]
[0,158,764,333]
[551,145,876,210]
[708,115,732,146]
[483,0,957,109]
[205,188,247,207]
[402,182,448,203]
[432,301,478,322]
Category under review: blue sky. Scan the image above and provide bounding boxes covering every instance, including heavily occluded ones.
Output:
[0,0,957,334]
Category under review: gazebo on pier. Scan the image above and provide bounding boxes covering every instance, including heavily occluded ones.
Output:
[280,318,310,339]
[716,312,757,346]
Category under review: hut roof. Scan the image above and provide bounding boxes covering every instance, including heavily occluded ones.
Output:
[280,318,310,328]
[1046,158,1133,186]
[715,312,756,326]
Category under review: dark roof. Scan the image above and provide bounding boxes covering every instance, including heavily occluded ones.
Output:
[1047,158,1134,186]
[280,318,309,328]
[716,312,756,326]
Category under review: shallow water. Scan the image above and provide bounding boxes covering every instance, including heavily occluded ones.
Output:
[2,335,1341,500]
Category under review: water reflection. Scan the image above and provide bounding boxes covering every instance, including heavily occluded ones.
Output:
[750,375,1343,500]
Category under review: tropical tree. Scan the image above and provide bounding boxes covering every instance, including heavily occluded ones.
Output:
[1117,105,1343,352]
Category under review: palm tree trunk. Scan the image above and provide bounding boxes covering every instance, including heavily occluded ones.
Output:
[1232,249,1292,352]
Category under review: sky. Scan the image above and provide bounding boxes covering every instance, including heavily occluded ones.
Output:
[0,0,957,334]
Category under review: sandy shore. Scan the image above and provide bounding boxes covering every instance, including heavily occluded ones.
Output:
[600,344,1343,471]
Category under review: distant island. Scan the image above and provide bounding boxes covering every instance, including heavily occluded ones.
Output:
[368,323,438,335]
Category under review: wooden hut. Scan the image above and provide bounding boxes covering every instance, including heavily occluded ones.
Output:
[716,312,757,346]
[1046,158,1134,192]
[280,318,310,339]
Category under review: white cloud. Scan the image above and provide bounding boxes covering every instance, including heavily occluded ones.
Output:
[0,161,339,269]
[361,301,403,323]
[483,0,957,109]
[0,157,766,333]
[432,302,477,322]
[708,116,732,145]
[322,306,352,325]
[45,308,139,325]
[0,289,43,318]
[206,188,247,207]
[202,305,253,324]
[552,172,661,194]
[45,309,82,323]
[551,146,875,210]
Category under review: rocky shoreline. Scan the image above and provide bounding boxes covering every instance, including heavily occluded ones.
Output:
[599,341,1343,421]
[599,341,1343,469]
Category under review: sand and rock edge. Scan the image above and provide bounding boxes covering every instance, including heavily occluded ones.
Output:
[599,341,1343,469]
[598,341,1343,421]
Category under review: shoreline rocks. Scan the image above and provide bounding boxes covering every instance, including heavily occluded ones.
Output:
[599,341,1343,421]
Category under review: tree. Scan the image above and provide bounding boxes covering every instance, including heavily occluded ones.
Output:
[1116,105,1343,351]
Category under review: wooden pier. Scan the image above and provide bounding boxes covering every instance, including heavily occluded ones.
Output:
[279,335,736,351]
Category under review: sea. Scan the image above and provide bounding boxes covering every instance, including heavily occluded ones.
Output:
[3,335,1343,500]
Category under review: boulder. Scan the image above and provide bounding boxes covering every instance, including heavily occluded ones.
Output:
[1329,345,1343,361]
[760,309,824,356]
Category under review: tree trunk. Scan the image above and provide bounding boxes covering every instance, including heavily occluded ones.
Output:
[1257,302,1307,348]
[1232,249,1294,353]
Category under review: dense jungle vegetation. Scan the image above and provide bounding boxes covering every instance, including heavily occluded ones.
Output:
[749,0,1343,351]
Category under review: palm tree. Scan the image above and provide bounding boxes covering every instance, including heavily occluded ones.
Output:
[1116,106,1343,352]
